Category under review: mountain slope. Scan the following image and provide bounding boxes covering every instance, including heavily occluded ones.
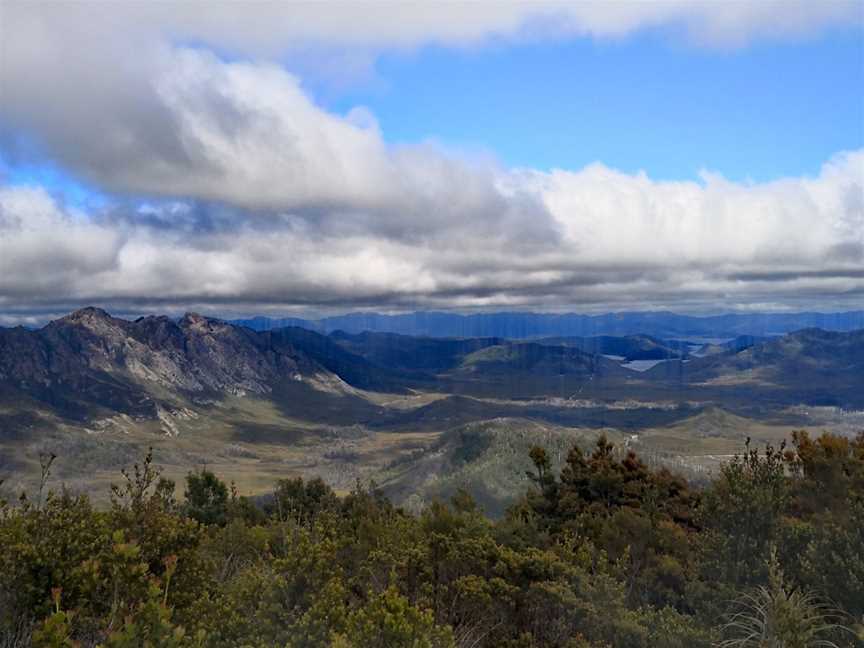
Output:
[254,326,412,392]
[329,330,504,372]
[379,418,623,516]
[534,334,688,361]
[457,342,625,378]
[696,335,768,356]
[0,308,350,423]
[647,328,864,406]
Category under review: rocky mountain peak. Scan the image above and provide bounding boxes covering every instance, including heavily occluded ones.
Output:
[179,312,226,334]
[53,306,125,335]
[61,306,114,323]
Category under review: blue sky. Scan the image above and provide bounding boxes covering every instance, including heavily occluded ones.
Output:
[322,27,864,182]
[0,3,862,320]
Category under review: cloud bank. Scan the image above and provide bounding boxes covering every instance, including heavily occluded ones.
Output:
[0,2,862,322]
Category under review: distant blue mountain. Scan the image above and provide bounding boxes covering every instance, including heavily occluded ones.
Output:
[233,315,312,331]
[232,310,864,339]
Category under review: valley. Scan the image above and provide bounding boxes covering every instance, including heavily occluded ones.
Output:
[1,307,862,513]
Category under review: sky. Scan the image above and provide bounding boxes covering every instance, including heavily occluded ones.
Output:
[0,1,862,324]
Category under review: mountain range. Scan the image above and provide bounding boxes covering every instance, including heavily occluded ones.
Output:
[1,307,863,508]
[234,310,864,339]
[3,307,864,426]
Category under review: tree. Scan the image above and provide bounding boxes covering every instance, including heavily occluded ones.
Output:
[184,469,229,526]
[335,585,454,648]
[697,441,789,590]
[527,445,558,517]
[272,476,339,524]
[784,430,864,517]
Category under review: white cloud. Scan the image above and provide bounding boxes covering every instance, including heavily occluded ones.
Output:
[0,187,124,299]
[1,148,861,318]
[531,151,864,266]
[4,2,859,54]
[0,2,861,319]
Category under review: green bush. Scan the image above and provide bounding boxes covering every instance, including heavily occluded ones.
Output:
[2,433,862,648]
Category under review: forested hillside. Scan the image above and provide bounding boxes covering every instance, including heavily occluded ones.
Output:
[2,431,862,647]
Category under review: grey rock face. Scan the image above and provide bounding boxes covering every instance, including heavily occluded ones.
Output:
[0,307,321,420]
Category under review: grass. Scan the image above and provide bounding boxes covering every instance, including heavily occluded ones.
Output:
[0,375,847,513]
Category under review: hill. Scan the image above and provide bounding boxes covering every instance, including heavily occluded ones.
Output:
[647,328,864,407]
[455,342,626,378]
[534,334,689,360]
[378,418,624,516]
[328,330,504,373]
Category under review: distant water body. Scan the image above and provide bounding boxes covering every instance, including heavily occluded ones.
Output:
[621,359,668,372]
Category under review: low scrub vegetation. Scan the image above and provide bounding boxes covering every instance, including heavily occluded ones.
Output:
[1,431,862,647]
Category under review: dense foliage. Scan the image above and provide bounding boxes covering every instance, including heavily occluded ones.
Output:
[1,432,862,647]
